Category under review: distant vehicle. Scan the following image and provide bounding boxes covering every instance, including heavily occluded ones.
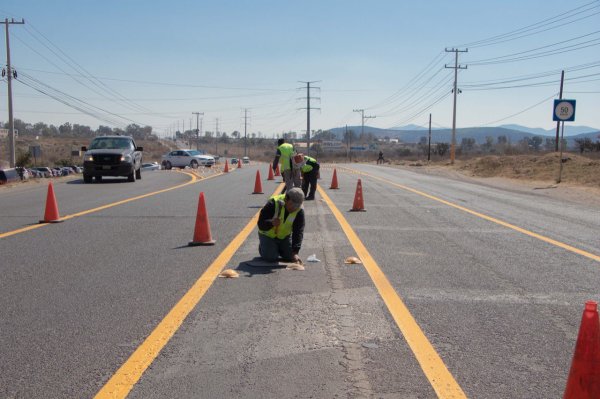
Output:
[31,167,53,178]
[141,162,161,171]
[230,158,238,165]
[242,156,250,164]
[161,150,215,169]
[0,168,20,184]
[81,135,143,183]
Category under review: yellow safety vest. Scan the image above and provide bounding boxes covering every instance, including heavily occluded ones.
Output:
[277,143,294,171]
[301,156,317,173]
[258,194,300,239]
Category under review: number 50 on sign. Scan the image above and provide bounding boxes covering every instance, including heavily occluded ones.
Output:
[553,99,576,122]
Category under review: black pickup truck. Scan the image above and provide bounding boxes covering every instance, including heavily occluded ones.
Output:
[81,136,143,183]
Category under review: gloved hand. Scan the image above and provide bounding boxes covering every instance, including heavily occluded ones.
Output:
[292,254,303,264]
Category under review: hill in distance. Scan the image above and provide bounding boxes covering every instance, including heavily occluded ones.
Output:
[327,124,600,145]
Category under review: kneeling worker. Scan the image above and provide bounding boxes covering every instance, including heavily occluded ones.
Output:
[257,187,305,264]
[301,155,320,200]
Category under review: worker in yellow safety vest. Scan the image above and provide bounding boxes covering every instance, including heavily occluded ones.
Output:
[257,187,305,263]
[272,138,301,191]
[300,155,320,200]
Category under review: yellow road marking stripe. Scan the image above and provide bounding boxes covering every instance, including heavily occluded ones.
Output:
[341,167,600,263]
[0,171,215,240]
[95,183,285,399]
[318,186,467,398]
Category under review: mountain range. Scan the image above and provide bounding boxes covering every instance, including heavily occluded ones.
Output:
[327,124,600,145]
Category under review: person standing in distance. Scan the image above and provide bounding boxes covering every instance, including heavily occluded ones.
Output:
[301,155,320,200]
[257,187,305,264]
[273,138,300,191]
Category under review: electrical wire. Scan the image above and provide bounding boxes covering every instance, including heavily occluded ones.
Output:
[455,1,600,48]
[478,92,559,126]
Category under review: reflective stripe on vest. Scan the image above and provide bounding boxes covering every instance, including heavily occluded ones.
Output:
[278,143,294,171]
[258,194,299,239]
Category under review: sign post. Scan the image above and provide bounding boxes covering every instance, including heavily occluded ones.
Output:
[553,99,576,183]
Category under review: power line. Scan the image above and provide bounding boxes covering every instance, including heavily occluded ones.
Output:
[455,0,600,48]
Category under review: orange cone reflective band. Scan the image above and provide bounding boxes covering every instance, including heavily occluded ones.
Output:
[223,159,229,173]
[267,165,274,180]
[330,168,339,189]
[189,192,216,246]
[350,179,366,212]
[275,164,281,176]
[253,170,263,194]
[40,182,63,223]
[563,301,600,398]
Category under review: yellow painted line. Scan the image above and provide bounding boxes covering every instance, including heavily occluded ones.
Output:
[318,186,466,398]
[340,166,600,263]
[95,183,285,399]
[0,171,218,240]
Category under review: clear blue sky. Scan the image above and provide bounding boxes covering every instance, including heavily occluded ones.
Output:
[1,0,599,137]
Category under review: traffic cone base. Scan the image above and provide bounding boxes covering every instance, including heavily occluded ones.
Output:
[350,179,366,212]
[189,192,216,246]
[267,166,274,181]
[330,168,339,189]
[563,300,600,398]
[40,182,63,223]
[253,170,264,194]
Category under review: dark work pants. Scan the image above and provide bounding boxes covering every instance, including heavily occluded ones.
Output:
[258,232,293,262]
[302,168,319,198]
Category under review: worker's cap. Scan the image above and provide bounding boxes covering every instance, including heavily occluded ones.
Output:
[285,188,304,209]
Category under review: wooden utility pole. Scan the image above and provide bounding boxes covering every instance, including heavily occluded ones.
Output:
[428,113,432,162]
[554,70,565,152]
[445,48,468,164]
[192,112,203,151]
[2,18,25,167]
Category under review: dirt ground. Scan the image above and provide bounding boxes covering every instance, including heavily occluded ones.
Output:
[392,153,600,208]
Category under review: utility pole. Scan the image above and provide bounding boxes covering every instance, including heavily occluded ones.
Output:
[215,118,219,156]
[192,112,203,151]
[299,81,320,156]
[353,109,376,139]
[243,108,249,157]
[554,70,565,152]
[428,113,432,162]
[2,18,25,168]
[445,48,468,164]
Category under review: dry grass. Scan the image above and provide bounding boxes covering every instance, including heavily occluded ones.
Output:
[453,153,600,186]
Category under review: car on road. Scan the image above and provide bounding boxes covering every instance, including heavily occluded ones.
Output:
[141,162,161,171]
[161,150,215,169]
[230,158,238,165]
[242,156,250,164]
[81,135,143,183]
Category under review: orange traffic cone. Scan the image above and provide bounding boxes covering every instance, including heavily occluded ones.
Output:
[275,164,281,176]
[189,192,216,246]
[563,301,600,398]
[253,170,264,194]
[350,179,366,212]
[40,182,63,223]
[330,168,339,189]
[223,159,229,173]
[267,166,274,181]
[238,159,242,169]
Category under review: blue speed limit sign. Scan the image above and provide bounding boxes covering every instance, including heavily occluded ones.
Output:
[553,99,576,121]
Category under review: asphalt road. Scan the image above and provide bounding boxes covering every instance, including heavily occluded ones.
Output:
[1,163,598,398]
